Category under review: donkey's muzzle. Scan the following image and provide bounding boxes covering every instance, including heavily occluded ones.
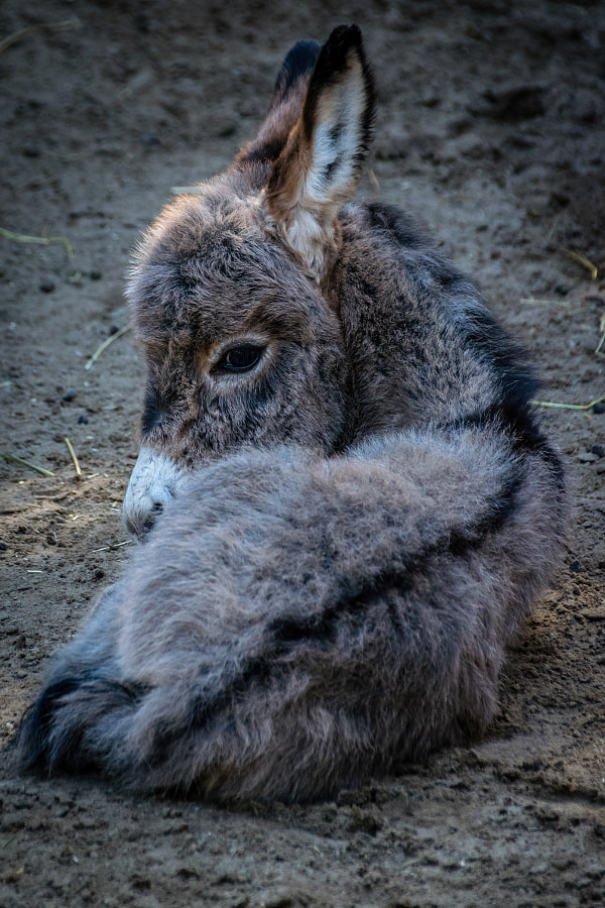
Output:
[122,447,185,540]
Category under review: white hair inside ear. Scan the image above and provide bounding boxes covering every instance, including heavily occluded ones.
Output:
[265,25,374,279]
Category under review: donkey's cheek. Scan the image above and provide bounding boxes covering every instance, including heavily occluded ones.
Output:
[122,446,186,541]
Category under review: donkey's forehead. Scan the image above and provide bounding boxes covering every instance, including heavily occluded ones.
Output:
[129,187,333,347]
[139,187,268,263]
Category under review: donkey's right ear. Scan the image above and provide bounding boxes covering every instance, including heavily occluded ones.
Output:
[265,25,375,279]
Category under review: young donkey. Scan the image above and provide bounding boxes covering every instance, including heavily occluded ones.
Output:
[19,27,567,802]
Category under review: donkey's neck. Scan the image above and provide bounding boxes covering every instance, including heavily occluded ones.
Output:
[333,202,522,444]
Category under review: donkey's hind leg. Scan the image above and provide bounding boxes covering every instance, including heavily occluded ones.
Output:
[17,583,132,776]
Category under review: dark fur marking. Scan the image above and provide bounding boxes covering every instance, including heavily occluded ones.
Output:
[18,673,146,776]
[241,138,286,164]
[444,403,565,497]
[364,202,428,250]
[272,40,321,107]
[147,658,282,771]
[463,307,539,414]
[329,120,344,147]
[324,154,342,182]
[141,383,164,434]
[18,677,85,774]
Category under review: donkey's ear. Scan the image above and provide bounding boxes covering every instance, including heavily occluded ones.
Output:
[269,40,322,114]
[236,40,320,168]
[265,25,375,278]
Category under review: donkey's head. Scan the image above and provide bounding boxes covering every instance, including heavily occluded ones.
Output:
[123,25,375,538]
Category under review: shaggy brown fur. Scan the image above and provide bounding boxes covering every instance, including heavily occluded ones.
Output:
[18,25,567,803]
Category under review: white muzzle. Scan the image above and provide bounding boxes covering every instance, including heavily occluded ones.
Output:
[122,446,186,540]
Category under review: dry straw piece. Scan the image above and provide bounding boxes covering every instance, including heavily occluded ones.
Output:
[595,314,605,355]
[64,437,82,479]
[0,18,78,55]
[85,325,131,370]
[563,248,600,281]
[0,451,55,477]
[0,227,73,257]
[530,394,605,412]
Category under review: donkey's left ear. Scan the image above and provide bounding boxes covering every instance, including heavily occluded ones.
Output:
[265,25,375,279]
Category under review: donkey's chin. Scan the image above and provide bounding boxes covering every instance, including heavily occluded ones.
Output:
[122,446,186,541]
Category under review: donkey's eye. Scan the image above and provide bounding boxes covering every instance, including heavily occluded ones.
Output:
[217,344,264,373]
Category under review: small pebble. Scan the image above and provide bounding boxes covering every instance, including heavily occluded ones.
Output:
[40,281,55,293]
[78,414,89,424]
[577,452,598,463]
[590,445,604,458]
[108,325,119,336]
[569,560,583,573]
[593,403,605,414]
[62,389,77,402]
[89,270,102,281]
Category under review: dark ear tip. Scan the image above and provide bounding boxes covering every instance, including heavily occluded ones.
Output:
[327,24,363,50]
[274,39,322,97]
[313,25,366,82]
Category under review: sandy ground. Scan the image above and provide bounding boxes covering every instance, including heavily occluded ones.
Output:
[1,1,604,905]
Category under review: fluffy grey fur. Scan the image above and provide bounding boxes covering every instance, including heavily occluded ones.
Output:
[17,26,567,803]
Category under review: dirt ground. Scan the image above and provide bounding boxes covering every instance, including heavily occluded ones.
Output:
[1,1,604,905]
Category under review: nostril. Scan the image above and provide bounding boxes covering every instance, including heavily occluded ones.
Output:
[124,497,171,542]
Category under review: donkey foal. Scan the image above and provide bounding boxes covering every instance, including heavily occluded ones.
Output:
[18,26,567,803]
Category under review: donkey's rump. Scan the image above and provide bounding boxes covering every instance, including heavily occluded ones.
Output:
[18,426,564,802]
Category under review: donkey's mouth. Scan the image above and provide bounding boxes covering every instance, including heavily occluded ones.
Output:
[124,500,164,541]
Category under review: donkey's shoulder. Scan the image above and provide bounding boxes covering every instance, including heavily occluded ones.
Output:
[345,201,430,250]
[339,200,462,286]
